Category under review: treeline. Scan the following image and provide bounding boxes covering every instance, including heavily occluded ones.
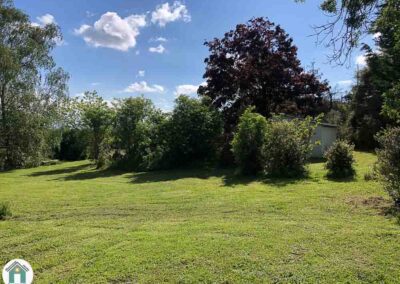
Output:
[59,93,223,171]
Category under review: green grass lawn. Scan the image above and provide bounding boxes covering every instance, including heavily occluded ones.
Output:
[0,152,399,283]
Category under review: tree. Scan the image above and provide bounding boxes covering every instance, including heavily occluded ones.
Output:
[164,96,223,167]
[347,66,389,149]
[0,0,69,169]
[343,0,400,148]
[113,97,167,170]
[199,18,330,134]
[297,0,383,64]
[231,108,268,175]
[376,127,400,206]
[78,92,113,166]
[263,115,319,177]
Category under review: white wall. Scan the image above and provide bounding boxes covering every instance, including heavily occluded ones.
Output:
[311,125,338,158]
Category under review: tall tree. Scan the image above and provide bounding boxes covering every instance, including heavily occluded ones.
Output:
[0,0,68,169]
[345,0,400,148]
[78,92,113,165]
[199,17,330,133]
[297,0,383,64]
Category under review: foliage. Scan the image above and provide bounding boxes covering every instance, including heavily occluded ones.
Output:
[78,91,113,167]
[324,100,352,141]
[325,140,356,178]
[347,67,389,149]
[164,96,223,168]
[0,1,69,170]
[263,116,319,177]
[297,0,383,64]
[0,202,11,220]
[382,82,400,123]
[113,97,167,171]
[231,108,268,175]
[199,17,330,134]
[57,129,88,161]
[376,127,400,205]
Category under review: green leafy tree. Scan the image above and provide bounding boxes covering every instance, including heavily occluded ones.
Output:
[0,0,69,169]
[113,97,167,170]
[263,116,319,177]
[231,108,268,175]
[79,91,113,166]
[297,0,383,63]
[165,96,223,167]
[376,127,400,206]
[325,140,356,178]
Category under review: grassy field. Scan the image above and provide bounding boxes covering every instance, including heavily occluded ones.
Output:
[0,152,399,283]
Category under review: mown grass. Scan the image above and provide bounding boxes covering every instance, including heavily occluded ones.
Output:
[0,152,399,283]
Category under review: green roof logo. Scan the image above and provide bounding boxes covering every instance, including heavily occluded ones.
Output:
[2,259,33,284]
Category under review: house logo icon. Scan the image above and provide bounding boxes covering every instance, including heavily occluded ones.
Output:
[2,259,33,284]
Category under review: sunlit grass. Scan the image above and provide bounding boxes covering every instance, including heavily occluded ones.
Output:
[0,152,399,283]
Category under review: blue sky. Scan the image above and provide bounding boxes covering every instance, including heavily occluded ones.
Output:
[15,0,370,110]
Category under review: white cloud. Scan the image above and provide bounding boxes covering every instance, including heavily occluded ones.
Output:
[356,55,367,66]
[36,14,56,26]
[123,81,165,93]
[150,36,167,42]
[149,44,166,54]
[74,12,146,51]
[91,82,101,86]
[86,11,96,18]
[151,1,191,27]
[174,82,206,97]
[337,80,353,87]
[137,70,145,77]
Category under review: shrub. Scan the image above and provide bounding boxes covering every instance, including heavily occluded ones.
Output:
[0,202,12,220]
[58,129,88,161]
[376,127,400,206]
[324,140,355,178]
[113,97,168,171]
[263,116,318,177]
[232,108,268,175]
[364,163,379,181]
[164,96,223,168]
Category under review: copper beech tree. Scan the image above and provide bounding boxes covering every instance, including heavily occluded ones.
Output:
[198,18,330,133]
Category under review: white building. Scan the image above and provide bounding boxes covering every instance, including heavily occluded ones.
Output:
[311,123,338,158]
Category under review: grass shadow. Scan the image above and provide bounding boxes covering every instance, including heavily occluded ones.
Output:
[130,167,312,188]
[28,163,92,177]
[131,168,227,184]
[326,175,357,183]
[60,168,127,181]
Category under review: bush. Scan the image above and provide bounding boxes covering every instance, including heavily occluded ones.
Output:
[376,127,400,206]
[0,202,12,220]
[324,140,355,178]
[263,116,318,177]
[164,96,223,168]
[232,108,268,175]
[113,97,169,171]
[58,129,88,161]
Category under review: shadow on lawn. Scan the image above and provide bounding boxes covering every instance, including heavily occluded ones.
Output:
[130,168,308,187]
[36,162,316,187]
[60,168,126,181]
[28,163,91,177]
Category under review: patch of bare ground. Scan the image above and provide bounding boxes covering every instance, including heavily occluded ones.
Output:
[345,196,394,216]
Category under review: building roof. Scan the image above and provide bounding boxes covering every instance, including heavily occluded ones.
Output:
[319,123,338,128]
[6,261,29,272]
